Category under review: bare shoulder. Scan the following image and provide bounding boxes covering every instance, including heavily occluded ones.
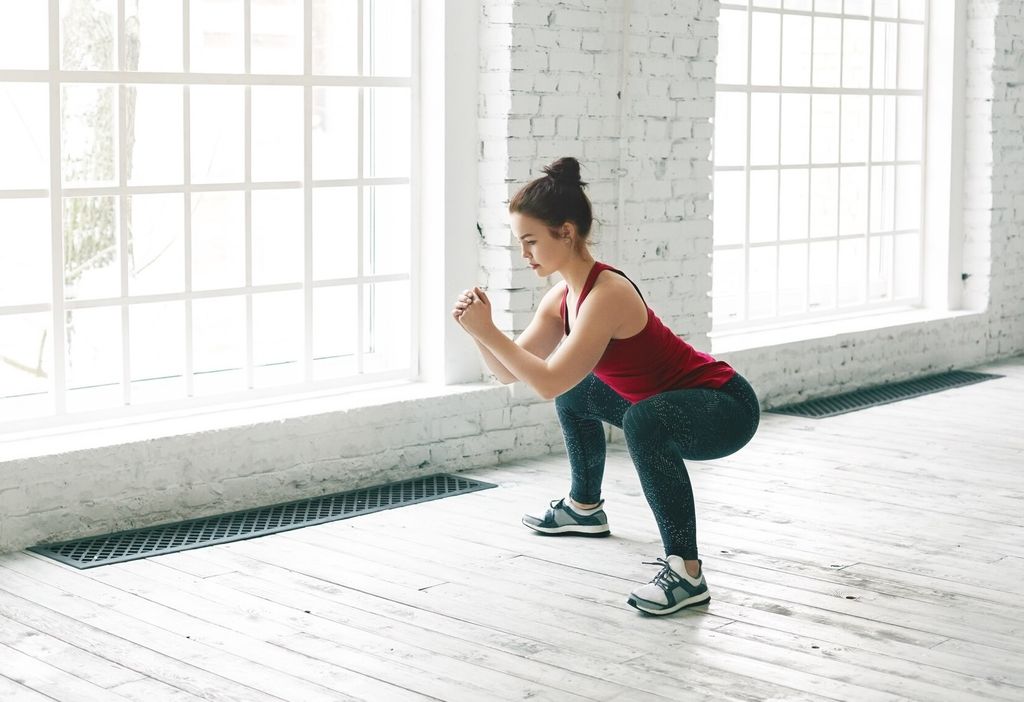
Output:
[536,280,569,318]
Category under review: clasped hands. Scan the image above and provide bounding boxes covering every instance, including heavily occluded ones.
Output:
[451,287,495,337]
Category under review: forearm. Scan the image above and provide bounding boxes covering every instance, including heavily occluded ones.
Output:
[476,327,560,399]
[473,336,517,384]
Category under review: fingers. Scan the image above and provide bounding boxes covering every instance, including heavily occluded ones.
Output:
[473,287,490,305]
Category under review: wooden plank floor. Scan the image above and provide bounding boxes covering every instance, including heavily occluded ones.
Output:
[1,356,1023,701]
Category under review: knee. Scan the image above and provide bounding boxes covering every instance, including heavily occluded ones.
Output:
[622,400,659,444]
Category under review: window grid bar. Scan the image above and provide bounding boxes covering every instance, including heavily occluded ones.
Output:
[356,0,366,375]
[890,5,900,302]
[712,296,923,334]
[408,0,422,376]
[834,2,845,313]
[244,0,254,390]
[742,0,753,323]
[865,0,876,307]
[916,0,931,305]
[303,0,314,384]
[804,13,815,319]
[16,177,409,197]
[722,4,924,25]
[117,1,130,406]
[183,0,194,397]
[0,70,411,89]
[715,159,921,173]
[48,0,65,416]
[773,9,782,319]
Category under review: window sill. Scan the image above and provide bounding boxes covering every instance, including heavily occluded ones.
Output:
[709,307,984,355]
[0,380,507,463]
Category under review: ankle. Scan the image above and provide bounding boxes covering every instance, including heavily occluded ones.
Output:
[568,496,600,511]
[682,559,701,578]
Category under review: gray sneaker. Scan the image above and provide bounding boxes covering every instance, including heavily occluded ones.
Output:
[627,556,710,615]
[522,498,611,537]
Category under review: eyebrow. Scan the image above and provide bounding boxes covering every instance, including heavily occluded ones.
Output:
[517,232,534,241]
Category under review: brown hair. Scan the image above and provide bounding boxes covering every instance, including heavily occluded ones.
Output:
[508,157,593,245]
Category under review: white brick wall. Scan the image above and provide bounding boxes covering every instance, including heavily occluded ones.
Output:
[2,0,1021,554]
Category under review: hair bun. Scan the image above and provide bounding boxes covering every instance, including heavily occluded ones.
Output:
[542,157,586,188]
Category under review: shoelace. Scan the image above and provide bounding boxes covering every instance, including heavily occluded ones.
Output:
[642,558,687,590]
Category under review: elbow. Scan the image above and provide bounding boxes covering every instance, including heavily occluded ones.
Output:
[537,385,563,401]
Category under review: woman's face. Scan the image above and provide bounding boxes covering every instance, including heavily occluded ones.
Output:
[510,212,574,276]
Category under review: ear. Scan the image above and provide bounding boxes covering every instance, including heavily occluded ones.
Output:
[561,222,576,245]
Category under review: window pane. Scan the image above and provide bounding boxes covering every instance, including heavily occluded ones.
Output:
[252,86,303,182]
[192,295,246,395]
[313,187,358,280]
[62,85,116,186]
[780,94,809,164]
[748,170,778,244]
[898,23,924,90]
[784,0,812,9]
[128,194,184,296]
[748,246,777,319]
[191,0,243,73]
[779,168,809,241]
[191,86,244,184]
[838,237,866,306]
[0,2,48,69]
[0,84,48,188]
[893,233,920,299]
[129,0,183,72]
[870,165,896,233]
[370,0,410,77]
[901,0,925,21]
[364,280,409,373]
[875,0,898,18]
[713,92,747,167]
[126,85,184,186]
[809,167,838,238]
[839,166,868,236]
[717,10,748,85]
[192,192,245,291]
[130,301,184,403]
[253,290,302,386]
[750,12,781,86]
[872,95,896,163]
[712,171,746,247]
[808,240,837,310]
[368,88,410,178]
[896,96,922,162]
[712,249,745,325]
[65,305,121,412]
[750,93,780,166]
[312,0,358,75]
[0,199,50,306]
[812,17,841,88]
[840,95,868,163]
[252,0,303,74]
[0,313,52,420]
[753,0,782,7]
[64,196,118,300]
[845,0,870,16]
[811,94,839,164]
[60,0,115,70]
[313,87,359,181]
[895,164,920,231]
[868,235,893,300]
[841,19,870,89]
[815,0,841,12]
[873,22,898,89]
[313,285,357,379]
[252,189,303,285]
[781,15,811,87]
[778,243,807,316]
[367,185,410,276]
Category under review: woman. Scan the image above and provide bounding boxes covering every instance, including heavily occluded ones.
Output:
[451,157,759,615]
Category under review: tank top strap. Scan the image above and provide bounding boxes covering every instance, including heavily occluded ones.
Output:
[575,262,612,313]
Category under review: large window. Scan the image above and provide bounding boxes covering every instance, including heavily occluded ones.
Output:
[0,0,417,428]
[712,0,927,329]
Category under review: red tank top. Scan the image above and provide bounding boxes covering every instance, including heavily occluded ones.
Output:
[560,262,735,403]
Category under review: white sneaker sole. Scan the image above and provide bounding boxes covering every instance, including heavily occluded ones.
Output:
[521,519,610,536]
[628,590,710,615]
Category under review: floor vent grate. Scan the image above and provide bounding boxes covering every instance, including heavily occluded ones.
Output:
[29,473,496,569]
[768,370,1002,419]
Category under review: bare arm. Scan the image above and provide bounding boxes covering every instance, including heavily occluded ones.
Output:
[453,285,566,384]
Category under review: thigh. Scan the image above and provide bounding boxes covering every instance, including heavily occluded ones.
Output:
[628,383,758,461]
[556,373,631,429]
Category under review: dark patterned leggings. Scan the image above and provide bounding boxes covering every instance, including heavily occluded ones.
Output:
[555,372,760,559]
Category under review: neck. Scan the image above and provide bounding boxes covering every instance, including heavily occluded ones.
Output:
[559,253,597,298]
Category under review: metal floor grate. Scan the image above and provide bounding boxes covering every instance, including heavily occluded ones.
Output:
[768,370,1002,419]
[30,473,496,569]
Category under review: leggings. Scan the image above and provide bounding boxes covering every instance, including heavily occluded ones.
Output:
[555,372,760,560]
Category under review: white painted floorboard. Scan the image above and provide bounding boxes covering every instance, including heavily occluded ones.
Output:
[1,356,1022,701]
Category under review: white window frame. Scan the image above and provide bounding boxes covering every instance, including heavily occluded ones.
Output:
[711,1,965,335]
[0,0,428,433]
